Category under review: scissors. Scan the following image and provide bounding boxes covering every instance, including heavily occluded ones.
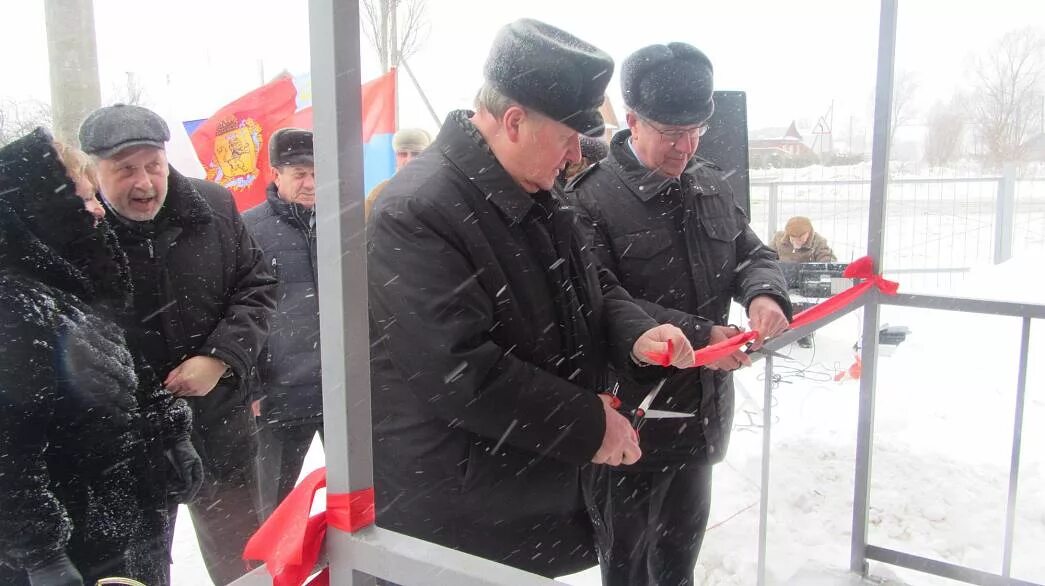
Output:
[743,337,791,360]
[604,378,694,428]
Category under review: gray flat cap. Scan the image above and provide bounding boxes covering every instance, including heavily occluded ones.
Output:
[79,103,170,159]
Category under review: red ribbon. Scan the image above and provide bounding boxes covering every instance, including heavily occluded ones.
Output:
[789,256,898,330]
[243,467,375,586]
[641,256,898,367]
[692,330,758,367]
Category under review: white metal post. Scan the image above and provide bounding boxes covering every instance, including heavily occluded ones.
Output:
[851,0,898,576]
[310,0,375,583]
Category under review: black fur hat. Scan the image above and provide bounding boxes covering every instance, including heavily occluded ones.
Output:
[622,42,715,126]
[484,19,613,137]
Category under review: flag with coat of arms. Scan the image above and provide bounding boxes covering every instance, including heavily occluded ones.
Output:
[189,70,398,211]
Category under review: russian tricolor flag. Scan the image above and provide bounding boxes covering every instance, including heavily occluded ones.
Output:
[359,69,397,195]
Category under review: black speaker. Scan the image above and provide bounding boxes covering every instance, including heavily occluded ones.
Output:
[697,91,750,216]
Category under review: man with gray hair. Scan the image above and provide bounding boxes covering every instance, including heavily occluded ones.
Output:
[367,19,698,577]
[568,44,791,585]
[79,104,277,585]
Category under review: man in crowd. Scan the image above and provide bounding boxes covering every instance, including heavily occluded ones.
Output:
[367,19,696,578]
[243,128,323,520]
[771,215,837,262]
[568,43,792,585]
[80,104,277,585]
[364,127,432,217]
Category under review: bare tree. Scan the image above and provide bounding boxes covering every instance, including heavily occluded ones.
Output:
[889,70,918,149]
[108,72,149,107]
[969,27,1045,166]
[924,95,966,166]
[0,99,54,146]
[361,0,428,71]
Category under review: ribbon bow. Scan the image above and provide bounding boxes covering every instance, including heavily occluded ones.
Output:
[243,467,375,586]
[788,255,898,330]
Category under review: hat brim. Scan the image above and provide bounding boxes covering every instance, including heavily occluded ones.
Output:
[558,109,606,138]
[274,154,315,167]
[90,139,166,160]
[635,101,715,128]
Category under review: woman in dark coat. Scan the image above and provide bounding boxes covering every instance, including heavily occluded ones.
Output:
[0,129,202,586]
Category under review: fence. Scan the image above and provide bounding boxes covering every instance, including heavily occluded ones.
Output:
[749,169,1045,293]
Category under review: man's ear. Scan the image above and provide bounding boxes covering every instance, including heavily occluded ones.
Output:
[270,166,281,183]
[503,105,528,143]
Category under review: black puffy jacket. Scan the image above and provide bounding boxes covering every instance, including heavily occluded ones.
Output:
[242,185,322,425]
[567,129,792,466]
[368,111,662,577]
[0,129,191,584]
[105,167,277,432]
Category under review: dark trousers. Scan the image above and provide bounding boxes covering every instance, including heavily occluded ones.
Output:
[256,419,324,520]
[167,405,262,586]
[601,464,713,586]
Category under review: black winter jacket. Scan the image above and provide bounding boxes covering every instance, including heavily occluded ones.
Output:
[567,129,792,466]
[243,185,322,425]
[105,169,277,432]
[0,129,191,583]
[367,111,661,576]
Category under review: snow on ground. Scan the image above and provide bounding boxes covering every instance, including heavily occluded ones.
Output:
[172,255,1045,585]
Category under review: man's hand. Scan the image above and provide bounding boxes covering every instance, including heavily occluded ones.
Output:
[251,399,262,417]
[633,324,695,368]
[591,394,642,466]
[165,356,228,397]
[705,325,753,371]
[747,295,789,348]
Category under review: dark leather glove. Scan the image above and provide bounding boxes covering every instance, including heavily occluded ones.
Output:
[27,551,83,586]
[166,436,204,503]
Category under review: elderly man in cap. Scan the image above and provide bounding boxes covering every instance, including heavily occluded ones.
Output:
[243,128,324,520]
[79,104,277,585]
[364,127,432,217]
[367,19,697,577]
[567,44,791,585]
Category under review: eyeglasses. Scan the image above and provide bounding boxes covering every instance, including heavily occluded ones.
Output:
[641,117,710,143]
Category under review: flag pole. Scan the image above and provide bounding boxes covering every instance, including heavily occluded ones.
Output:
[400,59,441,127]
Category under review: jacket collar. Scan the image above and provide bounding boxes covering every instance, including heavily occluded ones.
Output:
[264,182,314,229]
[437,110,543,225]
[161,166,214,226]
[605,129,721,203]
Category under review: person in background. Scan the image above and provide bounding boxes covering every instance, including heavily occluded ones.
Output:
[567,42,792,585]
[562,135,609,184]
[367,19,696,577]
[364,127,432,217]
[243,128,324,520]
[0,128,201,586]
[771,216,837,262]
[80,104,277,586]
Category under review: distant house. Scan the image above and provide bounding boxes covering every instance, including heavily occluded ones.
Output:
[749,121,819,167]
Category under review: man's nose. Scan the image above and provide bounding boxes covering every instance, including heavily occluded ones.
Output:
[674,132,698,154]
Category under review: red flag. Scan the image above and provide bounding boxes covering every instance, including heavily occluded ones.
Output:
[190,74,298,211]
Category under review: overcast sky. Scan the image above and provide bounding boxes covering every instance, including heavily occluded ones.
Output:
[2,1,1042,144]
